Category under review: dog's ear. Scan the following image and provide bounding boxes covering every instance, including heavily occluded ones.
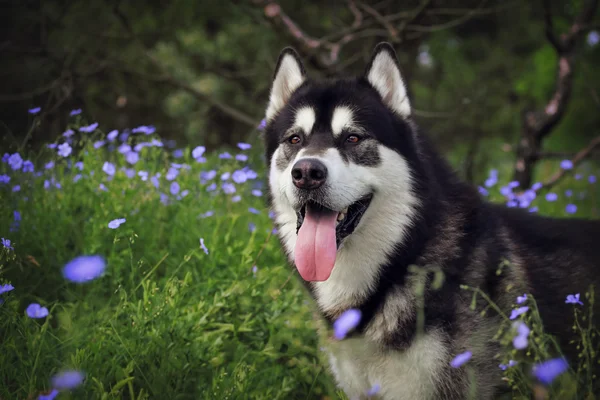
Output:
[265,47,306,121]
[364,42,411,118]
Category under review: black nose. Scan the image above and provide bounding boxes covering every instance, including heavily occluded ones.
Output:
[291,158,328,190]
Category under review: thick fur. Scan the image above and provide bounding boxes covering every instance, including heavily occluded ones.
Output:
[263,43,600,399]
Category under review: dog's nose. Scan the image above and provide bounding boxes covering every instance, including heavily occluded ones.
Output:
[291,159,328,190]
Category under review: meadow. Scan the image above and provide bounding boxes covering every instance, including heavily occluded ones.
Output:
[1,109,599,400]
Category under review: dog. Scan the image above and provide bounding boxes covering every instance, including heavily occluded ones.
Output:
[261,42,600,399]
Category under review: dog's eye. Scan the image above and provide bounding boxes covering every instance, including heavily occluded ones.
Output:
[346,135,361,144]
[289,135,301,145]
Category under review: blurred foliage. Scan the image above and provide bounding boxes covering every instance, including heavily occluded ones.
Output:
[0,0,599,184]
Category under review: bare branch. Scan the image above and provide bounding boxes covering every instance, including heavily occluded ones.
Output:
[357,1,399,41]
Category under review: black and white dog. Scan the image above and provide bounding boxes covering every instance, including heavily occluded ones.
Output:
[262,42,600,399]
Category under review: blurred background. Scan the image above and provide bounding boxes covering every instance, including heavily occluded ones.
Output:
[1,0,599,186]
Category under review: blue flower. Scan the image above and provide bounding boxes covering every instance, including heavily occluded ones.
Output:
[516,294,527,304]
[170,182,180,195]
[221,172,231,181]
[70,108,82,116]
[532,358,568,385]
[257,119,266,130]
[365,384,380,396]
[450,351,472,368]
[248,222,256,232]
[252,189,262,197]
[206,183,217,192]
[45,161,55,170]
[248,207,260,214]
[245,169,258,179]
[199,211,214,218]
[478,186,488,196]
[166,167,179,181]
[8,153,23,170]
[125,151,139,165]
[237,142,252,150]
[75,161,84,171]
[512,321,530,350]
[509,306,529,320]
[62,255,106,283]
[222,183,236,194]
[108,218,126,229]
[545,192,558,202]
[531,182,542,191]
[564,189,572,197]
[14,211,21,221]
[232,195,242,203]
[0,283,15,294]
[132,125,155,135]
[173,149,183,158]
[589,175,596,183]
[58,142,72,157]
[38,389,59,400]
[560,160,573,170]
[565,293,583,305]
[26,303,49,318]
[499,360,518,371]
[138,171,149,181]
[79,122,99,133]
[29,107,41,114]
[236,154,248,162]
[200,170,217,182]
[63,129,75,138]
[101,162,115,176]
[12,185,21,192]
[192,146,206,160]
[565,204,577,214]
[107,130,119,141]
[118,144,132,154]
[199,238,209,254]
[93,140,105,149]
[0,174,10,184]
[232,170,247,184]
[333,309,362,339]
[51,370,85,390]
[219,152,232,159]
[123,168,135,179]
[151,175,160,189]
[22,160,34,172]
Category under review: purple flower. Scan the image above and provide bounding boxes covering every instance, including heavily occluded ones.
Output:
[533,358,568,385]
[102,162,116,176]
[366,384,380,396]
[512,321,530,349]
[252,265,258,275]
[531,182,542,191]
[192,146,206,160]
[199,211,214,218]
[108,218,126,229]
[118,144,132,154]
[170,182,180,195]
[73,174,82,183]
[62,255,106,283]
[257,119,266,130]
[545,192,558,202]
[21,160,34,173]
[206,183,217,192]
[248,222,256,232]
[333,309,362,339]
[138,171,148,181]
[199,238,209,254]
[588,30,600,46]
[45,161,55,170]
[151,175,160,188]
[237,142,252,150]
[565,204,577,214]
[29,107,41,114]
[123,168,135,179]
[107,130,119,141]
[75,161,84,171]
[232,195,242,203]
[51,370,85,390]
[509,306,529,320]
[12,185,20,192]
[560,160,573,170]
[221,172,231,181]
[173,149,183,158]
[575,174,582,180]
[478,186,488,196]
[222,182,236,194]
[508,181,520,189]
[79,122,99,133]
[219,152,232,159]
[125,151,139,165]
[0,283,15,294]
[58,142,72,157]
[166,167,179,181]
[93,140,105,149]
[248,207,260,214]
[245,169,258,179]
[450,351,472,368]
[132,125,155,135]
[200,170,217,182]
[63,129,75,138]
[516,294,527,304]
[38,389,59,400]
[589,175,596,183]
[499,360,518,371]
[26,303,49,318]
[232,170,247,184]
[0,174,10,184]
[70,108,82,116]
[235,154,248,162]
[8,153,23,170]
[252,189,262,197]
[98,183,107,192]
[564,189,572,197]
[14,210,21,221]
[565,293,583,305]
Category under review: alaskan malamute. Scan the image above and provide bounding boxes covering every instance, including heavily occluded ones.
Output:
[262,42,600,399]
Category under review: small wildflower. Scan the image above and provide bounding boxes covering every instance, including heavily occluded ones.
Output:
[45,161,55,170]
[51,370,85,390]
[564,189,572,197]
[333,309,362,339]
[14,211,21,221]
[151,175,160,189]
[222,182,236,194]
[245,169,258,179]
[248,222,256,232]
[173,149,183,158]
[545,193,558,202]
[62,255,106,283]
[70,108,82,116]
[22,160,34,172]
[199,238,209,254]
[450,351,472,368]
[74,161,84,171]
[206,183,217,192]
[199,211,214,218]
[531,182,542,191]
[219,152,232,159]
[232,170,247,183]
[28,107,41,114]
[170,182,180,195]
[559,160,573,170]
[118,144,132,154]
[200,170,217,182]
[38,389,59,400]
[589,175,596,183]
[26,303,49,318]
[192,146,206,160]
[63,129,75,138]
[138,170,149,181]
[12,185,20,192]
[509,306,529,320]
[237,142,252,150]
[529,206,538,213]
[575,174,582,180]
[0,283,15,294]
[132,125,155,135]
[125,151,139,165]
[57,142,72,157]
[79,122,99,133]
[366,384,380,396]
[248,207,260,214]
[0,174,10,184]
[93,140,105,149]
[252,265,258,275]
[232,195,242,202]
[102,162,116,176]
[236,154,248,162]
[565,293,583,305]
[99,183,108,192]
[107,130,119,141]
[257,119,266,130]
[532,358,568,385]
[499,360,518,371]
[221,172,231,181]
[108,218,126,229]
[478,186,488,196]
[512,321,530,350]
[8,153,23,170]
[516,294,527,304]
[166,167,179,181]
[565,204,577,214]
[252,189,262,197]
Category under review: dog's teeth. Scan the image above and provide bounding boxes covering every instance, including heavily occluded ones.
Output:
[337,213,345,221]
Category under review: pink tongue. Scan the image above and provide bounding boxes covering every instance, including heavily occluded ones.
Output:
[294,207,338,282]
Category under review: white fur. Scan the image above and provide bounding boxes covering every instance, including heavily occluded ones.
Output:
[326,330,449,399]
[269,144,419,314]
[293,106,316,135]
[266,54,305,121]
[367,51,411,118]
[331,106,361,137]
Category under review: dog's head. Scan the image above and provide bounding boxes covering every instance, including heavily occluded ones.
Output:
[263,43,421,284]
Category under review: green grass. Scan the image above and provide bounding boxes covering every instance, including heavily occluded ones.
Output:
[0,118,598,399]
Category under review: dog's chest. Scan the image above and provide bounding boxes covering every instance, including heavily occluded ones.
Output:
[324,332,447,400]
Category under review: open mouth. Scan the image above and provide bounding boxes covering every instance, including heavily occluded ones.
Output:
[293,194,373,282]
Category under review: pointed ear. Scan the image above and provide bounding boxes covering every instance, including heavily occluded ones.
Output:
[364,42,411,118]
[265,47,306,121]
